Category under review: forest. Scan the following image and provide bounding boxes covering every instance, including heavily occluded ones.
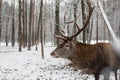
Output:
[0,0,120,80]
[0,0,120,51]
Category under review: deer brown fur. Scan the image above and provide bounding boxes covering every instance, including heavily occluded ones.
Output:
[51,41,120,80]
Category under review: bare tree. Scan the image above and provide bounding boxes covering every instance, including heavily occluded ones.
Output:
[28,0,33,50]
[32,0,35,46]
[11,0,15,46]
[103,1,106,41]
[25,0,28,47]
[18,0,22,52]
[81,0,87,43]
[40,0,44,59]
[73,0,78,41]
[88,17,93,43]
[35,3,40,50]
[38,0,44,59]
[54,0,60,46]
[43,0,46,45]
[0,0,2,43]
[5,18,9,46]
[96,3,99,43]
[35,5,39,50]
[22,0,26,48]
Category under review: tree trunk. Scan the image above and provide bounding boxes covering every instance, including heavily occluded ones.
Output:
[50,21,53,45]
[5,18,9,46]
[25,0,28,46]
[22,0,26,48]
[88,17,93,43]
[36,1,41,49]
[32,0,35,46]
[0,0,2,44]
[12,0,15,46]
[43,0,46,45]
[40,0,44,59]
[38,0,44,59]
[103,1,106,41]
[35,11,38,50]
[28,0,33,50]
[18,0,22,52]
[73,1,77,41]
[54,0,60,46]
[81,0,87,43]
[96,4,99,43]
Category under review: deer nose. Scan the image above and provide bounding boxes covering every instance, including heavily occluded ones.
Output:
[51,52,55,56]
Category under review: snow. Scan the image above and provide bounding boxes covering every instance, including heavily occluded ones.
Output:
[0,43,117,80]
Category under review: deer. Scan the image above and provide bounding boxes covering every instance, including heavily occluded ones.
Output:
[50,0,120,80]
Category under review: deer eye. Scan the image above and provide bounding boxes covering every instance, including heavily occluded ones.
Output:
[65,44,69,47]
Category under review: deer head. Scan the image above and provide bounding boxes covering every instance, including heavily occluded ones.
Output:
[51,0,95,58]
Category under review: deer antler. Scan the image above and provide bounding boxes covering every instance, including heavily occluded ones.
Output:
[69,0,95,39]
[65,14,81,24]
[64,11,81,27]
[54,34,67,41]
[54,0,95,41]
[55,12,80,41]
[54,29,69,41]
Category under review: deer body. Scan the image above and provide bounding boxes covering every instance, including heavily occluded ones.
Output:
[51,41,120,80]
[68,42,108,71]
[51,0,119,79]
[71,42,118,71]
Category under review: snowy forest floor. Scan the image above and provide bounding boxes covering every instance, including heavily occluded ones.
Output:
[0,43,118,80]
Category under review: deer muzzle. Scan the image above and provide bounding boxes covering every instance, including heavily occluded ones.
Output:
[51,51,59,58]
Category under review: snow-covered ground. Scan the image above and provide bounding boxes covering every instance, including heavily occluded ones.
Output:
[0,43,117,80]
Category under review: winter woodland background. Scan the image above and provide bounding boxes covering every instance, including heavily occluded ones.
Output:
[0,0,120,50]
[0,0,120,80]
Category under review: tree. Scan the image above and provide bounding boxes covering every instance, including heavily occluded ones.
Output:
[88,17,93,43]
[22,0,26,48]
[96,3,99,43]
[0,0,2,43]
[5,18,9,46]
[32,0,35,46]
[18,0,22,52]
[54,0,60,46]
[81,0,87,43]
[25,0,28,47]
[11,0,15,46]
[40,0,44,59]
[73,0,78,41]
[38,0,44,59]
[28,0,33,50]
